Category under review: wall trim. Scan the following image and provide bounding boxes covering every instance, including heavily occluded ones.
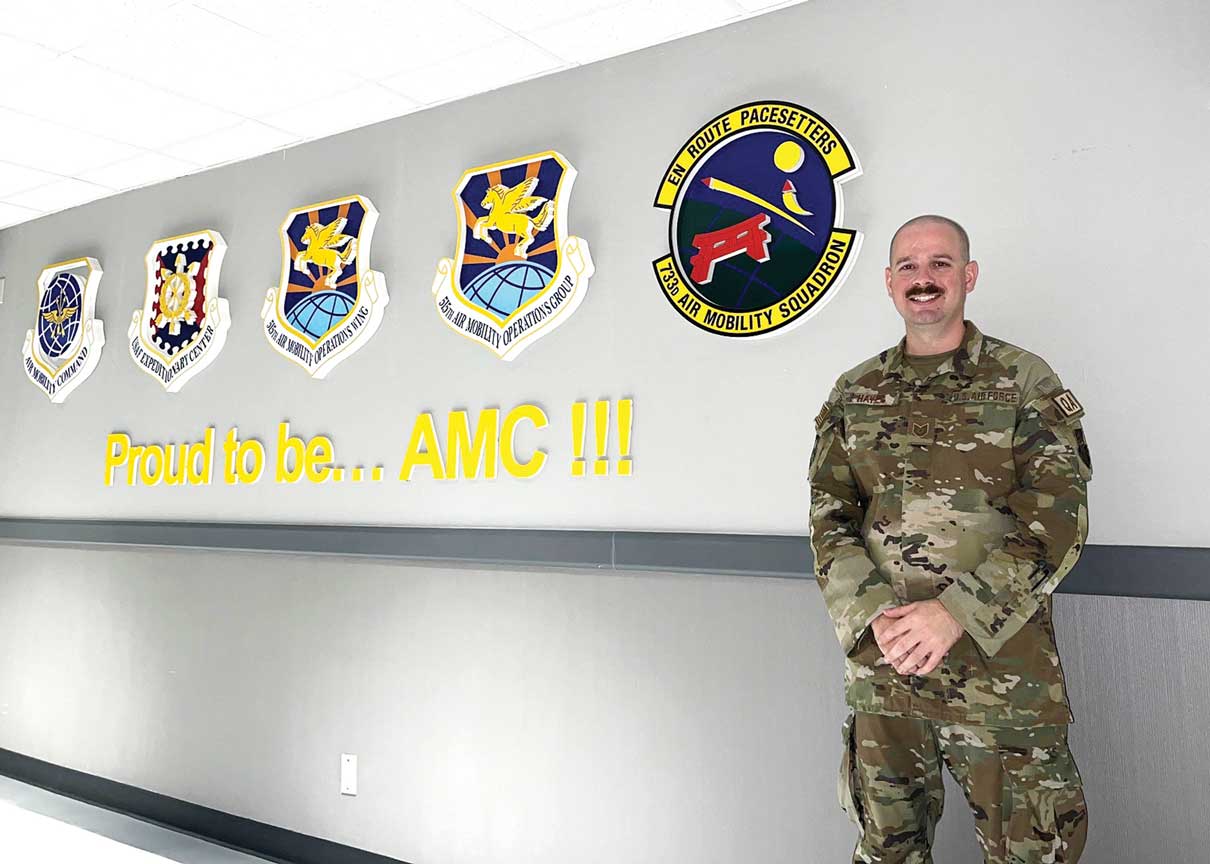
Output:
[0,747,409,864]
[0,518,1205,600]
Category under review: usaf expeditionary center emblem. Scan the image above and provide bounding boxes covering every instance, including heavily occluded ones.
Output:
[653,101,861,337]
[432,150,593,360]
[21,257,106,403]
[129,230,230,392]
[261,195,388,378]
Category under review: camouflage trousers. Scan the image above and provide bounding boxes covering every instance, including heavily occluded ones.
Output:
[839,712,1087,863]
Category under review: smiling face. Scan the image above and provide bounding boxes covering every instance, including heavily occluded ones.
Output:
[885,219,978,336]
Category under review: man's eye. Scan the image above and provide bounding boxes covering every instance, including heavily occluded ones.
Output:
[933,261,950,268]
[899,264,915,271]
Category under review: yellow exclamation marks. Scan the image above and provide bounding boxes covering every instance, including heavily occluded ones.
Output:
[617,398,633,476]
[593,400,609,476]
[571,401,587,477]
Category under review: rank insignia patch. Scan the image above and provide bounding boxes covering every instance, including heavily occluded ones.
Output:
[129,230,229,392]
[653,101,862,337]
[21,257,106,403]
[432,150,594,360]
[261,195,388,378]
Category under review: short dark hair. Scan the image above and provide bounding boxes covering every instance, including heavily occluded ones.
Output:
[889,215,971,264]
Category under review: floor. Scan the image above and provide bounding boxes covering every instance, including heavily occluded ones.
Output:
[0,775,268,864]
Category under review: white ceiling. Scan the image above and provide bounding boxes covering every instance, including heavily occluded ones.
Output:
[0,0,804,230]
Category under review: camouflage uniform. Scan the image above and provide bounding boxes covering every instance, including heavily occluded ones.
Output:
[810,322,1091,862]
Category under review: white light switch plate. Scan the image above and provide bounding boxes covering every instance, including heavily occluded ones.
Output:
[340,754,357,796]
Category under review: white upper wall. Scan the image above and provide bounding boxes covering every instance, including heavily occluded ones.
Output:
[0,0,1206,546]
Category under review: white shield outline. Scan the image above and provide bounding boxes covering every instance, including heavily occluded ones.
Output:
[21,257,106,404]
[431,150,594,361]
[260,194,389,379]
[128,229,230,393]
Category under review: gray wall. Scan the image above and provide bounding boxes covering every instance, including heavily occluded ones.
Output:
[1,1,1208,862]
[0,544,1207,863]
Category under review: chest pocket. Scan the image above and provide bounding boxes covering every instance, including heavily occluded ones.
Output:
[931,390,1019,499]
[841,392,901,498]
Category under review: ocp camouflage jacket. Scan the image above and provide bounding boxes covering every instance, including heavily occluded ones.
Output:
[809,321,1092,726]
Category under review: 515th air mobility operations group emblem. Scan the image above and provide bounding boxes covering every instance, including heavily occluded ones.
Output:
[129,230,230,392]
[261,195,389,378]
[21,257,106,403]
[432,150,593,360]
[653,101,861,337]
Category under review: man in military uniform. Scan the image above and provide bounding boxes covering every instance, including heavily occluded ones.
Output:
[809,215,1092,863]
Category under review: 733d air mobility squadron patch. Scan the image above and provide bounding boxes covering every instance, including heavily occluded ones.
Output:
[652,101,862,338]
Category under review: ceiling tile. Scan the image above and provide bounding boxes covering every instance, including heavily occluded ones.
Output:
[0,161,67,198]
[73,4,360,118]
[522,0,742,64]
[198,0,513,80]
[1,57,245,151]
[0,0,180,53]
[5,177,115,213]
[0,33,60,80]
[0,201,45,230]
[457,0,630,31]
[732,0,802,11]
[0,107,141,176]
[159,120,300,167]
[259,84,419,141]
[381,36,565,106]
[76,152,202,191]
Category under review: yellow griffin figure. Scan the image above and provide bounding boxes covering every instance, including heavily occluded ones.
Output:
[295,216,358,288]
[473,177,554,259]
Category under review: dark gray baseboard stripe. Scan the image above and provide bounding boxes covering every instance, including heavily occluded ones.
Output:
[0,518,1205,600]
[0,747,408,864]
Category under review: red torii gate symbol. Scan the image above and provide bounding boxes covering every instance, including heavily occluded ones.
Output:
[688,213,772,284]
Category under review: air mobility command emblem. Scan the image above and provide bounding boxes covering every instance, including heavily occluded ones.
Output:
[653,101,862,337]
[129,230,230,392]
[431,150,594,360]
[21,257,105,403]
[261,195,388,378]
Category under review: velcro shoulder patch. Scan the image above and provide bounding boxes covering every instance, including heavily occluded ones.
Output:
[1050,388,1084,421]
[815,402,838,433]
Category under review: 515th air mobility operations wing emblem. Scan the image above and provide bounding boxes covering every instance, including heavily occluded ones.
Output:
[653,101,861,337]
[128,230,230,392]
[21,257,106,403]
[261,195,388,378]
[432,150,593,360]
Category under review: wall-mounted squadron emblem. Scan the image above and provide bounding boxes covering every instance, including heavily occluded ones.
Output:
[21,257,105,403]
[431,150,593,360]
[261,195,388,378]
[128,230,230,392]
[653,100,862,337]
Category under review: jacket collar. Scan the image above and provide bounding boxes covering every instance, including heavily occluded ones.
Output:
[882,320,984,383]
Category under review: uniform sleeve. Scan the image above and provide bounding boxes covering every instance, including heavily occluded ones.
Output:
[937,378,1093,657]
[809,384,900,656]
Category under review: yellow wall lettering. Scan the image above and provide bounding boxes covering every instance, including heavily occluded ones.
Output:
[446,409,498,480]
[400,413,445,481]
[104,433,131,486]
[501,404,548,478]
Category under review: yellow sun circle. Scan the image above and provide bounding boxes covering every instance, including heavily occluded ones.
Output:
[773,140,805,173]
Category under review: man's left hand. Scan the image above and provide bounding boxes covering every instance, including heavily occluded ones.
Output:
[878,600,965,676]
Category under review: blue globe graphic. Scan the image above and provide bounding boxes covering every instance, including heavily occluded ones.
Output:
[37,272,83,358]
[462,261,555,318]
[286,290,356,340]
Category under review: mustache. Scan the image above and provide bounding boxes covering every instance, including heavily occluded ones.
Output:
[906,284,942,299]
